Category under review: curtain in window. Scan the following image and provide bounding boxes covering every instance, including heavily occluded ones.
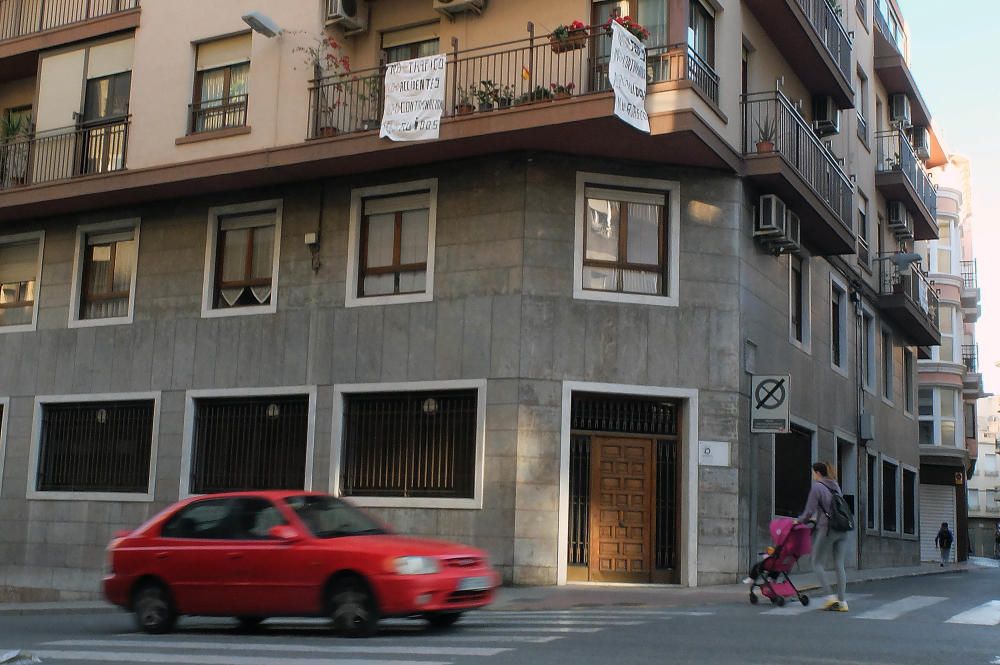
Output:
[0,239,38,326]
[688,1,714,66]
[82,236,134,320]
[639,0,667,47]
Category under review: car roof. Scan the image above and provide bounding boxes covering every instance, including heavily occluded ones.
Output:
[186,490,329,501]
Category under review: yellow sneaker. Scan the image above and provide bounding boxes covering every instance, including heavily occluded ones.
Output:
[831,601,849,612]
[821,596,839,610]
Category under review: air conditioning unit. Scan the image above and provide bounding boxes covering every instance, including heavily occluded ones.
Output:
[327,0,368,33]
[911,125,930,161]
[756,195,787,237]
[771,210,802,254]
[886,201,906,229]
[890,93,912,127]
[434,0,487,19]
[813,96,840,137]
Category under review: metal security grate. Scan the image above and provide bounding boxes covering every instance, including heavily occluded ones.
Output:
[37,400,154,493]
[568,436,590,566]
[571,393,678,436]
[341,390,477,498]
[655,439,678,570]
[191,395,308,494]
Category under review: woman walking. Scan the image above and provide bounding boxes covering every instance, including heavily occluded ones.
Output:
[795,462,849,612]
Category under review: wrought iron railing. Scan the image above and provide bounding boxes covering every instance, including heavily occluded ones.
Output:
[188,95,249,135]
[961,259,978,289]
[795,0,852,81]
[307,25,720,140]
[879,260,940,327]
[0,117,128,191]
[741,90,854,230]
[0,0,138,42]
[962,344,979,373]
[875,128,936,218]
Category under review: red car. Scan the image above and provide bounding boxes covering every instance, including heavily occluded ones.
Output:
[104,491,500,636]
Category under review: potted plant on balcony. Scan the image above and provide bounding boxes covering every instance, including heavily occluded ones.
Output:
[605,15,650,42]
[475,80,500,112]
[0,110,30,187]
[456,86,476,115]
[550,20,589,53]
[755,115,776,153]
[550,82,576,100]
[497,84,515,109]
[358,76,383,131]
[514,85,554,106]
[295,33,351,138]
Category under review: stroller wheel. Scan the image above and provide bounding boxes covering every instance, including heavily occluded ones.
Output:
[798,594,809,606]
[749,592,759,605]
[775,596,786,607]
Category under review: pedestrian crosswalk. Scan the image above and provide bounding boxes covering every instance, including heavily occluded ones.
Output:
[751,592,1000,626]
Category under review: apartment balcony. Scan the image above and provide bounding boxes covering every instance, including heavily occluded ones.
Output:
[877,260,940,347]
[875,128,937,239]
[963,344,985,398]
[741,90,855,255]
[0,117,128,190]
[743,0,853,107]
[0,0,139,67]
[960,259,982,322]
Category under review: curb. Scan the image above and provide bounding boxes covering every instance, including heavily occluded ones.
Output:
[794,565,969,593]
[0,603,116,616]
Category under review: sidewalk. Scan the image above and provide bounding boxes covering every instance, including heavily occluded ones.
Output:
[0,562,973,615]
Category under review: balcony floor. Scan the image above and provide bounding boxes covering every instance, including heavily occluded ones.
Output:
[874,170,936,240]
[877,292,941,347]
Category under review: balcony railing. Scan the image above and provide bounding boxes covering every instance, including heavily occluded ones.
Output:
[961,259,978,289]
[879,260,939,327]
[874,1,907,55]
[307,25,720,140]
[0,118,128,190]
[796,0,852,82]
[0,0,138,42]
[875,128,936,218]
[962,344,979,373]
[188,95,248,135]
[741,90,853,230]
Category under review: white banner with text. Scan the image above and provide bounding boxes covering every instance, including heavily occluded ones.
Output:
[608,22,650,133]
[380,54,447,142]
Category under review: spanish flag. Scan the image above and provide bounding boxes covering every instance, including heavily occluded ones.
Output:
[521,65,531,80]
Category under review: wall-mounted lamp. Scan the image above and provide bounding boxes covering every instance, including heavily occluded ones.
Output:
[242,11,283,38]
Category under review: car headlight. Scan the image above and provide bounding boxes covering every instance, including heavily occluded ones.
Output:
[393,556,441,575]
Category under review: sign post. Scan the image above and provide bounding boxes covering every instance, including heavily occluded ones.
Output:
[380,54,447,142]
[608,22,650,133]
[751,375,790,434]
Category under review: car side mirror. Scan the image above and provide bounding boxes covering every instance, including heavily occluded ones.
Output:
[268,525,302,543]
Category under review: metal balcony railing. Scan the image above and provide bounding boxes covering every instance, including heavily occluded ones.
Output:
[307,25,720,140]
[188,95,248,135]
[875,128,937,218]
[795,0,852,82]
[962,344,979,373]
[0,118,128,190]
[741,90,854,230]
[873,1,907,55]
[879,260,940,326]
[961,259,978,289]
[0,0,138,42]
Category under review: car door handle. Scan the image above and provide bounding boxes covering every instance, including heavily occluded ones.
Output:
[227,553,243,560]
[154,552,169,560]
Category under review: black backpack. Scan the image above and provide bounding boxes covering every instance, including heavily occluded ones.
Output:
[824,486,855,532]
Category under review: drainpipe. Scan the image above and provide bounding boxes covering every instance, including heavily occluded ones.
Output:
[850,280,866,570]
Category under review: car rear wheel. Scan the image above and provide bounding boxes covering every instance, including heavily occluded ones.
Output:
[329,578,378,638]
[236,616,265,631]
[133,582,177,635]
[425,612,462,629]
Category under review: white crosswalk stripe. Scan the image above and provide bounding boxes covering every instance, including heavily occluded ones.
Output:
[853,595,947,620]
[945,600,1000,626]
[31,653,446,665]
[48,639,511,657]
[762,594,870,616]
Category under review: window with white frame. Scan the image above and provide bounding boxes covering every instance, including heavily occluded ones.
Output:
[937,303,958,363]
[203,201,282,317]
[903,348,915,413]
[968,488,980,510]
[0,233,43,331]
[882,458,899,533]
[70,221,139,325]
[935,217,956,275]
[831,279,847,370]
[902,467,916,535]
[774,426,814,517]
[789,254,810,348]
[983,452,998,476]
[881,328,893,401]
[918,387,933,445]
[575,173,679,306]
[347,181,437,307]
[862,309,876,390]
[866,450,878,530]
[919,387,960,447]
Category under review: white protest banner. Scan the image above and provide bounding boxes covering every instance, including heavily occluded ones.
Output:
[608,21,650,133]
[380,54,447,142]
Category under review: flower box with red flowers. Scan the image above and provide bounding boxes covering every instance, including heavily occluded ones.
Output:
[550,20,589,53]
[605,15,650,42]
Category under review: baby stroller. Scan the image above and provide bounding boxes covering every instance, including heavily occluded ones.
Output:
[747,517,812,607]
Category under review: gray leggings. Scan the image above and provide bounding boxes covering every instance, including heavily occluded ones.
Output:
[812,527,848,602]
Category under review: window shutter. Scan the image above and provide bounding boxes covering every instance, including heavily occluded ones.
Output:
[219,211,276,231]
[381,23,440,49]
[364,192,430,215]
[0,240,40,284]
[197,33,252,72]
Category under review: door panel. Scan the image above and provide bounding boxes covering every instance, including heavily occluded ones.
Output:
[589,437,654,582]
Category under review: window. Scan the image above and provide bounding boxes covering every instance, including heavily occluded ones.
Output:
[857,194,870,268]
[32,398,156,498]
[340,389,479,501]
[161,499,230,539]
[347,181,437,308]
[882,458,898,533]
[918,387,933,445]
[856,68,869,143]
[937,304,957,363]
[161,498,286,540]
[866,451,878,530]
[192,33,251,134]
[968,488,980,510]
[81,72,131,175]
[789,255,810,348]
[881,329,893,401]
[84,72,131,123]
[862,310,876,390]
[902,467,916,535]
[575,173,679,306]
[285,495,386,538]
[903,348,915,413]
[0,233,43,331]
[831,280,847,370]
[935,218,954,274]
[381,24,440,63]
[688,0,715,67]
[940,388,958,447]
[202,201,281,317]
[982,453,997,476]
[919,387,960,447]
[774,426,814,518]
[70,221,139,326]
[188,394,310,495]
[965,402,976,440]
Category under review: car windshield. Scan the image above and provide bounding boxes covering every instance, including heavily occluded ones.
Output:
[284,495,387,539]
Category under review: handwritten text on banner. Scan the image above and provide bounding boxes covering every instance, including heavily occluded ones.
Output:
[380,54,447,142]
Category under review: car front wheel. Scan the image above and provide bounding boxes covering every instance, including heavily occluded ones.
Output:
[329,578,378,638]
[426,612,462,629]
[133,582,177,635]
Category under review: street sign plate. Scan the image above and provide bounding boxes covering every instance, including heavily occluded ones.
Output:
[751,375,790,434]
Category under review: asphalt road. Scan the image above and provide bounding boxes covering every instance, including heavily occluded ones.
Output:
[0,568,997,665]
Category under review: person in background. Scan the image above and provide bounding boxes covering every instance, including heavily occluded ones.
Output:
[934,522,953,567]
[795,462,849,612]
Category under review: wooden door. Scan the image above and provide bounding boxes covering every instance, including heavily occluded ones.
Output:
[589,437,654,583]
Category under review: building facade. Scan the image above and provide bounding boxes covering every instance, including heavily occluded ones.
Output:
[0,0,948,600]
[969,394,1000,558]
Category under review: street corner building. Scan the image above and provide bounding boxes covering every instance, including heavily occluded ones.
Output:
[0,0,975,599]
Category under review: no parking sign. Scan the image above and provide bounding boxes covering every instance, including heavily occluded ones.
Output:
[751,375,790,434]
